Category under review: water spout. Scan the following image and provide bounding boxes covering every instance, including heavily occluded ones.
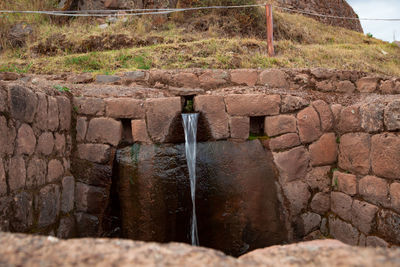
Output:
[182,113,199,246]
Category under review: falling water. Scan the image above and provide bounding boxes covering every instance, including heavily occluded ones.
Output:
[182,113,199,246]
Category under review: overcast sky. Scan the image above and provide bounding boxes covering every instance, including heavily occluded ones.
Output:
[347,0,400,42]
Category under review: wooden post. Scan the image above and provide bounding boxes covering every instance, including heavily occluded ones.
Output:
[265,4,275,57]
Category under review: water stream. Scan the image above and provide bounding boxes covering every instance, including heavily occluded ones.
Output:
[182,113,200,246]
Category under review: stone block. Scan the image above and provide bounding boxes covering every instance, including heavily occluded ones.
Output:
[258,69,288,88]
[54,133,66,156]
[75,212,99,237]
[57,96,71,131]
[225,94,280,116]
[8,156,26,191]
[366,236,389,248]
[336,80,355,93]
[131,120,151,144]
[360,103,384,133]
[67,73,93,84]
[337,106,361,133]
[229,116,249,140]
[269,133,300,151]
[390,182,400,213]
[359,176,389,206]
[315,80,335,92]
[356,77,379,93]
[47,97,59,131]
[264,115,296,137]
[96,75,121,84]
[310,192,330,215]
[309,133,337,166]
[311,68,335,79]
[61,176,75,213]
[8,85,37,123]
[329,216,359,245]
[297,106,322,144]
[173,72,200,88]
[57,216,75,239]
[194,95,229,140]
[377,209,400,244]
[105,98,145,119]
[199,70,228,89]
[38,184,60,227]
[371,133,400,179]
[338,133,370,175]
[16,124,36,156]
[299,212,321,236]
[77,144,111,164]
[26,157,46,188]
[351,200,378,234]
[11,192,33,232]
[145,97,181,143]
[36,132,54,156]
[0,86,7,113]
[281,95,309,113]
[282,180,310,216]
[72,160,112,188]
[305,166,331,192]
[86,117,122,146]
[312,100,333,132]
[273,146,310,183]
[123,71,146,82]
[331,191,352,221]
[75,182,108,214]
[0,116,16,156]
[76,117,88,142]
[380,79,400,94]
[0,160,5,196]
[0,196,12,231]
[384,100,400,131]
[34,93,48,130]
[73,97,105,116]
[47,159,64,183]
[230,69,258,86]
[330,104,342,126]
[333,171,357,196]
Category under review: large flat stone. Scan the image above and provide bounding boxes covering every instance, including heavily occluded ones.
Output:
[371,133,400,179]
[338,133,370,175]
[225,94,280,116]
[86,117,122,146]
[8,85,37,123]
[105,98,145,119]
[273,146,310,184]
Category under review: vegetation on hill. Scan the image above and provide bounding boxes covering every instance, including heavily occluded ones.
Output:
[0,0,399,75]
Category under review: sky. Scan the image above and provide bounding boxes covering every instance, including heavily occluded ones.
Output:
[347,0,400,42]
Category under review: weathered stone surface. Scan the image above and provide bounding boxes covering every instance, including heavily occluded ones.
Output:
[96,75,121,83]
[198,70,228,89]
[8,156,26,191]
[269,133,300,151]
[57,216,75,239]
[283,181,310,216]
[172,72,200,88]
[0,116,16,156]
[384,100,400,131]
[0,87,7,113]
[229,116,249,140]
[16,124,36,155]
[305,166,331,192]
[309,133,337,166]
[273,147,310,183]
[359,176,389,206]
[54,133,66,156]
[331,192,352,221]
[75,212,99,237]
[315,80,334,92]
[77,144,111,164]
[86,117,122,146]
[371,133,400,179]
[265,115,296,137]
[351,200,378,234]
[225,94,280,116]
[36,132,54,156]
[0,197,12,231]
[72,160,112,187]
[337,105,361,133]
[67,73,93,84]
[329,216,359,245]
[0,160,6,196]
[333,171,357,196]
[230,69,258,86]
[258,69,288,88]
[73,97,105,116]
[297,106,322,144]
[131,119,151,144]
[377,209,400,244]
[338,133,370,175]
[281,95,309,113]
[380,79,398,94]
[11,192,33,232]
[34,93,48,130]
[366,236,389,248]
[105,98,145,119]
[359,234,366,246]
[75,182,108,214]
[38,184,60,227]
[360,103,384,133]
[47,159,64,183]
[76,117,88,142]
[312,100,333,132]
[26,157,46,188]
[123,71,146,82]
[9,85,37,123]
[146,97,181,143]
[194,96,229,140]
[57,96,71,130]
[310,193,330,215]
[47,97,59,131]
[330,104,342,126]
[390,182,400,213]
[357,77,379,93]
[336,80,355,93]
[61,176,75,213]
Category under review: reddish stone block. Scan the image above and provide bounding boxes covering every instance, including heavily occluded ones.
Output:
[16,124,36,156]
[173,72,200,88]
[34,93,48,131]
[384,100,400,131]
[300,212,321,236]
[0,159,6,196]
[297,106,322,144]
[265,115,297,137]
[77,144,111,164]
[380,79,400,94]
[194,95,229,140]
[26,157,46,188]
[333,171,357,196]
[105,98,145,119]
[311,68,335,79]
[359,176,389,207]
[305,166,331,192]
[86,117,122,146]
[282,180,311,216]
[351,200,378,234]
[36,132,54,156]
[54,133,66,156]
[38,184,60,227]
[73,97,105,116]
[8,85,37,123]
[390,182,400,213]
[360,103,384,133]
[257,69,288,88]
[75,182,108,214]
[199,70,228,89]
[315,80,334,92]
[310,192,330,215]
[225,94,280,116]
[356,77,379,93]
[131,120,151,144]
[281,95,309,113]
[229,116,249,140]
[371,133,400,179]
[0,116,16,157]
[47,159,64,183]
[47,97,59,131]
[338,133,370,175]
[377,210,400,244]
[309,133,337,166]
[366,236,389,248]
[11,192,33,232]
[269,133,300,151]
[57,96,71,131]
[312,100,333,132]
[336,80,355,93]
[330,104,342,126]
[76,117,87,142]
[329,216,359,245]
[273,146,310,183]
[331,191,352,221]
[230,69,258,86]
[8,156,26,191]
[337,105,361,133]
